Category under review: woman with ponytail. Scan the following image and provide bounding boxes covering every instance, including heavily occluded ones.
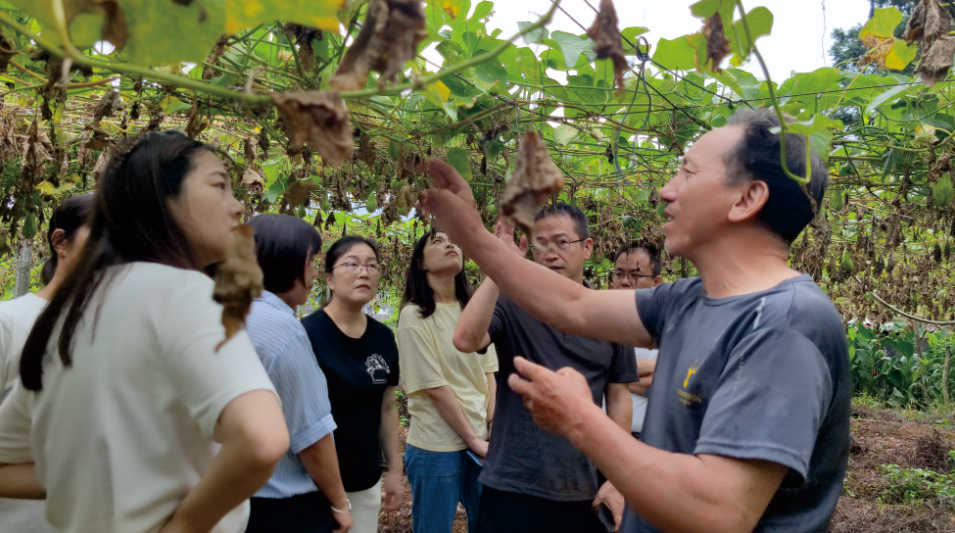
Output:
[0,131,289,533]
[0,193,93,533]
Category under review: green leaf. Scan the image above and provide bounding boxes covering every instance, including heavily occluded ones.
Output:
[859,7,903,40]
[447,147,473,181]
[651,36,695,71]
[468,1,494,23]
[264,178,287,204]
[225,0,344,33]
[388,140,403,161]
[517,21,548,44]
[484,139,504,160]
[549,31,595,69]
[865,85,910,116]
[553,124,578,145]
[620,26,650,55]
[729,6,773,64]
[22,212,36,239]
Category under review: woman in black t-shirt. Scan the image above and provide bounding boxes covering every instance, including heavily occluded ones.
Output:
[301,235,404,533]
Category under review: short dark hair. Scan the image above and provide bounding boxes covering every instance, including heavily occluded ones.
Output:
[723,109,828,244]
[534,202,590,239]
[613,241,662,277]
[401,230,473,319]
[41,193,95,286]
[248,215,322,294]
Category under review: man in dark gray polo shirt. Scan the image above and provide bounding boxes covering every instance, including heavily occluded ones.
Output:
[418,108,850,533]
[454,203,637,533]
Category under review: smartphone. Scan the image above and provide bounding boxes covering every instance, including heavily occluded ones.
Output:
[466,450,484,466]
[595,503,615,533]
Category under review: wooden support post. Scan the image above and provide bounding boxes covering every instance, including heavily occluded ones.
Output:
[13,240,32,297]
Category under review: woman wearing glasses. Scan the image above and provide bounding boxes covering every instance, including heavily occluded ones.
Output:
[302,236,404,533]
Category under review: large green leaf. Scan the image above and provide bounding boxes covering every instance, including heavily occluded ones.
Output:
[517,20,548,44]
[10,0,227,65]
[728,6,773,64]
[548,31,594,69]
[859,7,903,40]
[225,0,344,33]
[447,147,473,181]
[652,36,695,71]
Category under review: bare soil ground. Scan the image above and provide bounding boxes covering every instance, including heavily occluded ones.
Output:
[377,402,955,533]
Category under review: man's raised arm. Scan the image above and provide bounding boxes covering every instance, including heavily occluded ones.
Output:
[419,159,653,349]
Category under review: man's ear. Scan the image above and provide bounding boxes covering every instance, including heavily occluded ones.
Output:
[728,180,770,223]
[50,228,67,255]
[582,238,594,259]
[652,275,663,287]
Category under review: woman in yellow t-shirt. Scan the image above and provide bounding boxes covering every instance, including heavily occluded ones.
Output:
[397,230,498,533]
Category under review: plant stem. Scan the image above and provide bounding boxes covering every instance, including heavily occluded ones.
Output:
[734,0,810,185]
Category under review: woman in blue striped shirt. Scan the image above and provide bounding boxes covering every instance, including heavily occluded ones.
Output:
[244,215,353,533]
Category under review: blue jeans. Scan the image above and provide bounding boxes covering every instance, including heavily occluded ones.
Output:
[405,444,482,533]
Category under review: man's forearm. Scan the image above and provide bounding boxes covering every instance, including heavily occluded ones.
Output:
[453,276,499,352]
[300,435,349,509]
[0,463,45,499]
[567,404,779,533]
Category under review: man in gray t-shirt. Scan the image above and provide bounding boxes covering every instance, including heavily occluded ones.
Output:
[417,107,850,533]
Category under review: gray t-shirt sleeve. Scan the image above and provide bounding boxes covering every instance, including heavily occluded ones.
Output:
[693,327,833,486]
[634,280,688,343]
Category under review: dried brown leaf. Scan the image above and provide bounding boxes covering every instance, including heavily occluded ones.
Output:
[330,0,427,90]
[213,224,263,351]
[93,90,123,122]
[501,131,565,233]
[586,0,627,91]
[284,23,322,73]
[91,150,110,186]
[382,184,416,226]
[915,34,955,87]
[241,165,265,196]
[273,91,353,169]
[702,13,731,73]
[83,122,113,151]
[285,177,319,208]
[904,0,952,46]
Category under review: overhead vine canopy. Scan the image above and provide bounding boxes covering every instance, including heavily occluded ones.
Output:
[0,0,954,324]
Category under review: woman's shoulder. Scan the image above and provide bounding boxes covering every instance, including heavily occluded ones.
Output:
[124,262,214,291]
[396,303,427,329]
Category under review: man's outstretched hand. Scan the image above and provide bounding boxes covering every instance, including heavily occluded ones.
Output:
[507,356,597,439]
[416,159,484,244]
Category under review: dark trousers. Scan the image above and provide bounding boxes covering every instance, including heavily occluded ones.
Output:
[246,492,334,533]
[476,486,604,533]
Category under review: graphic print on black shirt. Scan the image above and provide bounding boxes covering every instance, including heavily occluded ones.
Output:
[301,309,400,493]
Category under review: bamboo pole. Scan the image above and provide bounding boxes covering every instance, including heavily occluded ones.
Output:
[13,240,32,297]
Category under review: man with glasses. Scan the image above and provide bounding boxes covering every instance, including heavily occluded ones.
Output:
[454,203,637,533]
[611,243,663,440]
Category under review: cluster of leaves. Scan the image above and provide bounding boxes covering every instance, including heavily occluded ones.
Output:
[878,458,955,509]
[0,0,952,327]
[849,323,953,409]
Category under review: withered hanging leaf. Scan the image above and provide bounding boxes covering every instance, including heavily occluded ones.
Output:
[91,0,129,50]
[904,0,952,46]
[93,90,123,122]
[330,0,427,90]
[701,13,731,73]
[381,184,416,226]
[500,131,565,233]
[273,91,353,169]
[213,224,264,351]
[241,166,265,195]
[915,35,955,87]
[285,177,320,208]
[257,127,271,156]
[284,23,322,72]
[82,122,113,151]
[185,100,207,139]
[0,27,14,74]
[91,150,110,185]
[586,0,627,91]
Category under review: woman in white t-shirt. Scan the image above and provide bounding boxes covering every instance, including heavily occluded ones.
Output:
[0,193,93,533]
[0,131,289,533]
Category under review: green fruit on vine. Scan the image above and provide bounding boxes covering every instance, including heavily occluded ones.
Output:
[934,175,954,210]
[366,192,378,212]
[831,189,843,211]
[656,202,666,217]
[22,213,36,239]
[487,204,498,217]
[841,248,854,274]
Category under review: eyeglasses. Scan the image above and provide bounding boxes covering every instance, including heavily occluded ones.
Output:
[333,262,380,275]
[614,271,655,281]
[527,238,586,255]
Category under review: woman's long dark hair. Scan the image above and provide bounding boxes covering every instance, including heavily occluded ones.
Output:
[21,131,209,391]
[400,230,472,319]
[40,193,95,286]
